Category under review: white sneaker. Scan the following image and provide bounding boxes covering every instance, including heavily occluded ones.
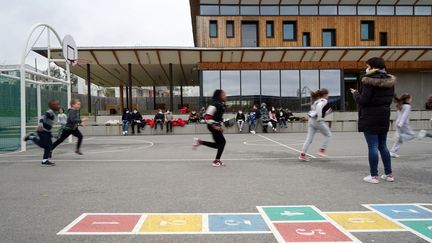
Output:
[381,174,395,182]
[418,130,427,139]
[192,137,201,150]
[250,130,256,134]
[390,152,400,158]
[363,175,379,184]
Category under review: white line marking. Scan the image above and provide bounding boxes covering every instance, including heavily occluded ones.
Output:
[57,213,88,235]
[132,214,147,233]
[256,134,317,158]
[92,222,119,225]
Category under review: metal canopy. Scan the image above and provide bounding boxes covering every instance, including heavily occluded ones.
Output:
[33,46,432,87]
[199,0,432,5]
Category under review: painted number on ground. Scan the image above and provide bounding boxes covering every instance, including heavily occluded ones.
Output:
[274,222,353,242]
[208,214,270,232]
[368,205,432,220]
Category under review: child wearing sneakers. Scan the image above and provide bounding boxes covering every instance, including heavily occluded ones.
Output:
[51,99,89,155]
[24,99,60,166]
[299,88,332,161]
[390,94,416,158]
[192,89,227,167]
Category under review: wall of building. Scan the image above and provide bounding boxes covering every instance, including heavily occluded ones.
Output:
[196,16,432,48]
[393,71,432,110]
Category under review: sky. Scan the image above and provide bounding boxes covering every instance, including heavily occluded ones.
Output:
[0,0,194,67]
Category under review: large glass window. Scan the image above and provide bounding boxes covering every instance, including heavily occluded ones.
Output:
[209,20,218,38]
[338,5,356,15]
[300,70,319,97]
[322,29,336,47]
[283,21,297,41]
[377,6,394,15]
[240,5,260,15]
[320,70,341,96]
[280,5,298,15]
[266,21,274,38]
[241,70,260,96]
[221,71,240,96]
[200,5,219,15]
[300,5,318,15]
[396,6,413,15]
[202,71,220,97]
[319,5,337,15]
[220,5,239,15]
[260,5,279,15]
[358,6,376,15]
[281,70,300,97]
[261,70,280,96]
[361,21,374,41]
[415,6,432,16]
[226,21,234,38]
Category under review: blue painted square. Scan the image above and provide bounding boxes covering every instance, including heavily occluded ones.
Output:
[369,204,432,220]
[208,214,269,232]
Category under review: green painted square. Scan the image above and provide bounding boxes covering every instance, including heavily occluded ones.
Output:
[262,206,325,221]
[400,220,432,240]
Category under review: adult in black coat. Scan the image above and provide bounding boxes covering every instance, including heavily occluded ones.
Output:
[351,57,396,184]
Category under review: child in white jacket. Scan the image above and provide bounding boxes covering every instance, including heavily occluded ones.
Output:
[299,88,333,161]
[390,94,416,158]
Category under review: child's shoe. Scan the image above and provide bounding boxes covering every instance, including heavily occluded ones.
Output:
[298,153,311,162]
[380,174,395,182]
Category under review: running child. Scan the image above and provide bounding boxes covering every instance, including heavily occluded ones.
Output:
[299,88,333,161]
[390,93,416,158]
[24,99,60,166]
[56,108,67,138]
[192,89,227,167]
[51,98,88,155]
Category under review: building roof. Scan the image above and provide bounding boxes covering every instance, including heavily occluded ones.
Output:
[196,0,431,5]
[33,46,432,87]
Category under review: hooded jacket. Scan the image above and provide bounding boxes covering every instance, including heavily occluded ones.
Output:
[353,69,396,134]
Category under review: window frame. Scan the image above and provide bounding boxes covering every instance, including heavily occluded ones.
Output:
[266,20,275,38]
[322,29,336,47]
[282,21,297,41]
[209,20,218,38]
[360,20,375,41]
[226,20,235,38]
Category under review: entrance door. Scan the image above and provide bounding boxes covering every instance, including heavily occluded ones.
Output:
[344,74,359,111]
[242,22,258,47]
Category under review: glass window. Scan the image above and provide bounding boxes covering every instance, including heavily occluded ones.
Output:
[240,5,260,15]
[361,21,374,41]
[415,6,431,16]
[260,5,279,15]
[220,5,239,15]
[300,5,318,15]
[221,71,240,96]
[200,5,219,15]
[283,21,297,41]
[322,29,336,47]
[280,5,298,15]
[261,70,280,96]
[358,6,375,15]
[281,70,300,97]
[266,21,274,38]
[182,86,199,97]
[209,20,218,38]
[241,70,260,96]
[396,6,413,15]
[202,71,220,97]
[319,5,337,15]
[377,6,394,15]
[303,32,311,46]
[338,5,356,15]
[300,70,319,97]
[320,70,341,96]
[226,21,234,38]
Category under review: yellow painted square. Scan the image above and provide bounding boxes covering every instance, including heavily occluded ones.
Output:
[326,212,403,231]
[140,214,203,232]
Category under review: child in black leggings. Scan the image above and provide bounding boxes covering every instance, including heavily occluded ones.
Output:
[192,89,227,167]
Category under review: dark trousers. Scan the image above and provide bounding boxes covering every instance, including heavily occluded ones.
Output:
[201,125,226,160]
[363,132,392,176]
[166,121,172,133]
[154,121,163,130]
[52,128,83,151]
[32,131,52,160]
[132,121,142,134]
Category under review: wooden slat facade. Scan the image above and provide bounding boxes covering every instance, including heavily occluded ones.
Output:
[196,16,432,48]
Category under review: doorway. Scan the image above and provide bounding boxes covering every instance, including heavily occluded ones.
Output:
[242,21,259,47]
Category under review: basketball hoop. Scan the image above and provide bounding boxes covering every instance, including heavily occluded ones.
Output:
[62,35,78,66]
[66,58,92,66]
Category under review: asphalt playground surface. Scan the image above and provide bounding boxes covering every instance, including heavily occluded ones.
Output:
[0,131,431,243]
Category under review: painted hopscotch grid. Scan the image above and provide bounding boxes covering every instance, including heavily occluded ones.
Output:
[58,213,272,235]
[363,203,432,243]
[257,205,361,243]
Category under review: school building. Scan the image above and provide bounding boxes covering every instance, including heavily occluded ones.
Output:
[34,0,432,113]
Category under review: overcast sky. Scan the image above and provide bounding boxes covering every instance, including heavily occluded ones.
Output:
[0,0,194,67]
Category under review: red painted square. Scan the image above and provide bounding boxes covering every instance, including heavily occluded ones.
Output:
[68,214,141,233]
[274,222,352,242]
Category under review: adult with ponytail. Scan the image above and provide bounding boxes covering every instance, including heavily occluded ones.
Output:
[350,57,396,184]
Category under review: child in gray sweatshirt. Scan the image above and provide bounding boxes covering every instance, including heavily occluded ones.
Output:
[390,93,416,158]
